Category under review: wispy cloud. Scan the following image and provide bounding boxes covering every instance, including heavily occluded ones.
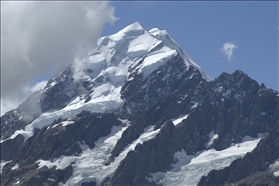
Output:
[1,1,117,115]
[221,42,238,61]
[1,80,48,116]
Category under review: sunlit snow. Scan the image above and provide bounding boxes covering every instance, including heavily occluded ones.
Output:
[11,163,19,170]
[36,121,162,185]
[1,160,11,173]
[207,131,219,147]
[51,120,75,128]
[36,124,128,185]
[4,22,211,143]
[269,158,279,177]
[149,137,261,186]
[171,114,188,126]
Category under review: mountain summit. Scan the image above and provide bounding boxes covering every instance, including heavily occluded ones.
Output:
[1,22,279,186]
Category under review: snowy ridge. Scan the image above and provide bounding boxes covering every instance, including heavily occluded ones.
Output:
[149,27,212,81]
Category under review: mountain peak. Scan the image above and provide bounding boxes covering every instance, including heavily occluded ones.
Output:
[1,22,278,186]
[116,21,145,36]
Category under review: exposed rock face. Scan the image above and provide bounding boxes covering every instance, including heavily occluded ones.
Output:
[110,58,204,161]
[40,68,80,113]
[2,165,73,186]
[120,54,204,119]
[1,134,24,161]
[106,70,279,185]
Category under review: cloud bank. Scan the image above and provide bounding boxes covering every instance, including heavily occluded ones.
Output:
[221,42,238,61]
[1,1,117,115]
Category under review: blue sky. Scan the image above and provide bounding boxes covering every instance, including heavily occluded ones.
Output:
[102,1,278,90]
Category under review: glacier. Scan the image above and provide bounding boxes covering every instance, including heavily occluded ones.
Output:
[149,137,262,186]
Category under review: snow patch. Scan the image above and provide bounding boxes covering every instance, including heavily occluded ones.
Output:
[11,163,19,170]
[191,102,199,109]
[51,120,75,128]
[126,125,160,150]
[207,131,219,147]
[14,180,20,184]
[49,81,58,88]
[171,114,188,126]
[1,160,11,173]
[37,157,73,170]
[9,129,33,142]
[269,159,279,177]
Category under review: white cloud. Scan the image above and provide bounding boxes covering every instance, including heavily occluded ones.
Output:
[221,42,238,61]
[24,81,48,94]
[1,80,48,116]
[1,1,117,115]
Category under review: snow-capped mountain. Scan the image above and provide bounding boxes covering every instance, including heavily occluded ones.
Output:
[1,22,279,186]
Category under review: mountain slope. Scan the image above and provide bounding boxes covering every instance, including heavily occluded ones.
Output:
[1,22,278,186]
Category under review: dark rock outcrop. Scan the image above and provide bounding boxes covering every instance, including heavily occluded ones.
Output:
[120,54,204,119]
[1,134,24,161]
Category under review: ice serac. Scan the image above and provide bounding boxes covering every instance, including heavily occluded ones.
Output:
[1,22,279,186]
